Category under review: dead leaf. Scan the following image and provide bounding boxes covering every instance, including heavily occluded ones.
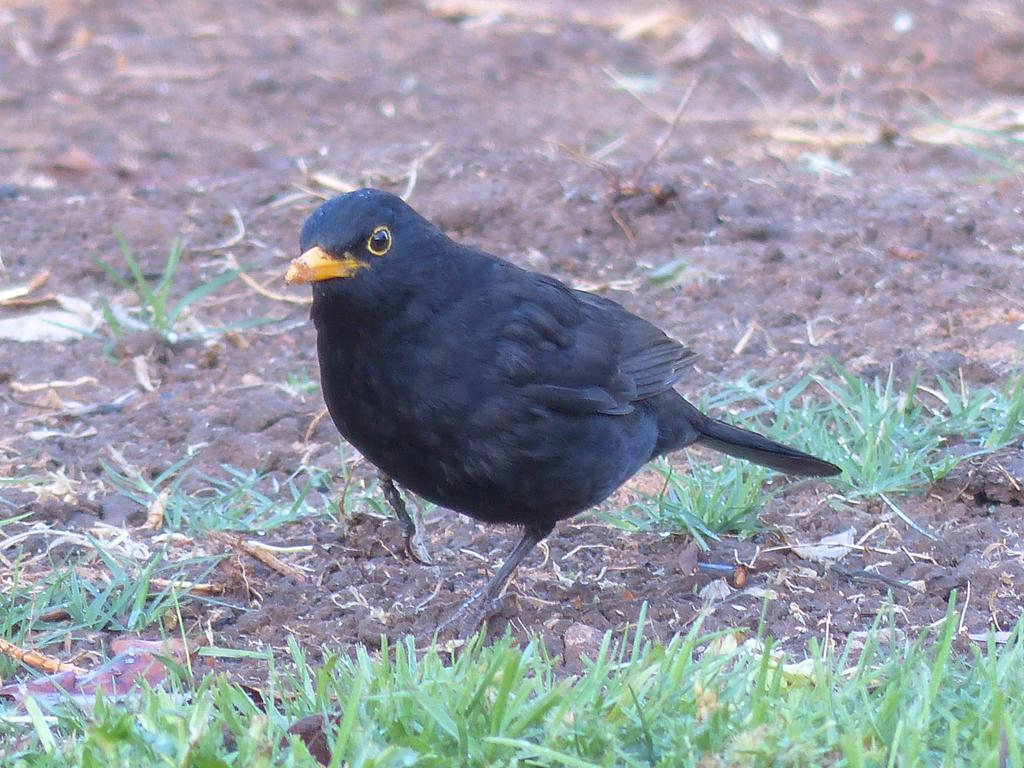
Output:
[704,631,742,656]
[744,586,779,600]
[145,489,169,529]
[11,376,98,393]
[792,528,856,563]
[286,714,338,766]
[0,270,50,304]
[132,355,156,392]
[0,294,98,342]
[677,543,700,576]
[780,658,816,681]
[49,146,105,174]
[0,637,188,713]
[699,578,732,602]
[38,388,67,410]
[886,244,926,262]
[27,425,98,441]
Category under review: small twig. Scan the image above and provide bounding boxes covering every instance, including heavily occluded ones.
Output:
[732,322,758,356]
[225,253,311,305]
[855,521,889,547]
[958,580,971,635]
[0,270,51,305]
[548,139,614,176]
[290,182,332,201]
[209,532,307,581]
[603,66,672,122]
[303,407,330,443]
[560,543,616,561]
[414,571,445,614]
[609,207,636,244]
[237,557,263,603]
[309,172,356,193]
[901,545,939,565]
[830,565,916,594]
[192,208,246,253]
[336,454,364,521]
[254,189,319,213]
[879,492,939,541]
[628,77,698,188]
[11,376,98,393]
[15,390,136,425]
[0,638,88,675]
[536,540,550,570]
[399,142,443,202]
[591,135,628,162]
[149,577,224,596]
[459,547,489,563]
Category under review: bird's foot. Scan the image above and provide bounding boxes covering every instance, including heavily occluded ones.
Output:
[400,518,433,565]
[436,525,549,639]
[437,589,507,639]
[380,475,433,565]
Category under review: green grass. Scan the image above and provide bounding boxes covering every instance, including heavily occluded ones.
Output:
[604,460,770,548]
[607,363,1024,543]
[756,367,1024,497]
[93,234,266,348]
[1,549,220,681]
[1,460,330,682]
[101,455,328,535]
[278,371,320,398]
[2,602,1022,767]
[302,443,437,524]
[929,111,1024,178]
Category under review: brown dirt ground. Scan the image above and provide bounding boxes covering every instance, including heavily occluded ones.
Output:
[2,0,1023,679]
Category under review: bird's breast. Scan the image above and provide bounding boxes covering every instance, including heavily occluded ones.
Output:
[311,297,660,526]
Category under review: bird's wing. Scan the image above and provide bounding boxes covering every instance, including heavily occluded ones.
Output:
[497,272,696,416]
[576,290,698,400]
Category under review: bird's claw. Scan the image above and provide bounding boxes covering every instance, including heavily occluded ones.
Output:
[438,592,507,639]
[401,524,433,565]
[381,475,433,564]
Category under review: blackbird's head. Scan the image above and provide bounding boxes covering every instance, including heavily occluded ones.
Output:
[285,189,438,287]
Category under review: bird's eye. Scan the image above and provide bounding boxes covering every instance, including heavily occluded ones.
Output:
[367,225,392,256]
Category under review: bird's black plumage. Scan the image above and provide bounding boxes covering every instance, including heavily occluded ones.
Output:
[288,188,840,629]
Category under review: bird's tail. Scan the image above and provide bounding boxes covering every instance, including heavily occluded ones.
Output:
[669,397,841,477]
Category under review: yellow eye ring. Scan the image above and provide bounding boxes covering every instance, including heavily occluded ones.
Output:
[367,225,392,256]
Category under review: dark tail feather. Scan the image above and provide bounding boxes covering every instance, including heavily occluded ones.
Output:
[697,418,840,476]
[669,397,840,477]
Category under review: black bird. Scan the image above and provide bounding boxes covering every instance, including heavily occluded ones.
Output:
[286,189,840,630]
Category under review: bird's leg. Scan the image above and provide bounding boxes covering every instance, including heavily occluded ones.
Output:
[439,523,553,637]
[380,475,432,565]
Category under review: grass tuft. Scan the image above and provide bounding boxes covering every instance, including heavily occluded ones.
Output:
[3,606,1022,766]
[102,456,328,535]
[610,363,1024,540]
[93,233,268,349]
